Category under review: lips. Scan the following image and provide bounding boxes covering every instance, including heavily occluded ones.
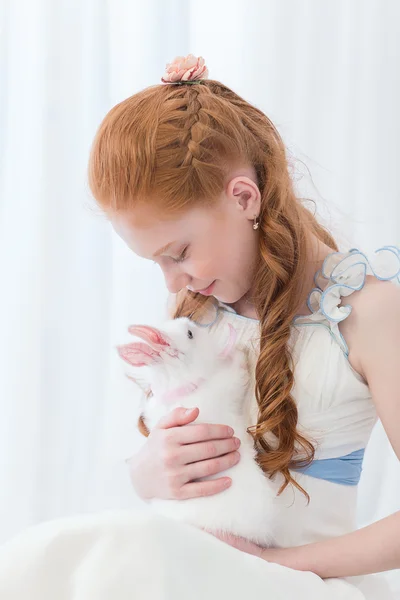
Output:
[195,280,216,296]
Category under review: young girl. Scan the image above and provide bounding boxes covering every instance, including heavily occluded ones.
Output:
[87,54,400,598]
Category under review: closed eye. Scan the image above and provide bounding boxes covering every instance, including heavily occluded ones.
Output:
[172,246,189,264]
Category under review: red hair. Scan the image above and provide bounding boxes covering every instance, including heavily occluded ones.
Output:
[88,79,338,499]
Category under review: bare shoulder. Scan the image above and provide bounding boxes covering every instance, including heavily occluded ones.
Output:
[339,275,400,382]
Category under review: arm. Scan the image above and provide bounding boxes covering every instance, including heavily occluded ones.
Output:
[261,511,400,577]
[268,279,400,577]
[214,279,400,578]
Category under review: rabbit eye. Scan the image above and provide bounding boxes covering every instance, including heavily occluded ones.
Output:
[187,329,193,339]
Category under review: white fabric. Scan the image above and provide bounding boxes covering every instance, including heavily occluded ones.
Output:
[1,0,400,596]
[213,247,400,466]
[201,249,397,557]
[0,247,398,599]
[0,510,393,600]
[1,0,400,540]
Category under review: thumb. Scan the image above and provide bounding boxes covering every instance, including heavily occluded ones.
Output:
[155,406,199,430]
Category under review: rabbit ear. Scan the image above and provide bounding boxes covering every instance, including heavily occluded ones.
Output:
[219,323,238,360]
[127,325,180,359]
[127,325,172,350]
[117,342,160,367]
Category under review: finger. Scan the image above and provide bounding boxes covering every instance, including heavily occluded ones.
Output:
[155,407,199,430]
[183,450,241,482]
[180,437,241,465]
[179,476,233,500]
[175,423,235,444]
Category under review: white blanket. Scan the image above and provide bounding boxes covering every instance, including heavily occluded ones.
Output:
[0,510,394,600]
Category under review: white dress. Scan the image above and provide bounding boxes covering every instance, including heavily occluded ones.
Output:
[0,246,399,600]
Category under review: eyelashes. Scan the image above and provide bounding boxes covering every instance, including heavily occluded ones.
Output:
[152,245,189,266]
[172,246,189,263]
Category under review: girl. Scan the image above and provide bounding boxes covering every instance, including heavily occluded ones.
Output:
[88,54,400,598]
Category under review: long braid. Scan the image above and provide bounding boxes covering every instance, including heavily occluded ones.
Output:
[89,77,339,500]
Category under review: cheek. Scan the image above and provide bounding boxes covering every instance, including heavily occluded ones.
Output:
[187,258,216,280]
[187,225,257,281]
[186,242,220,277]
[218,232,256,273]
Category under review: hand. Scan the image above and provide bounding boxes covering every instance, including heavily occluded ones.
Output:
[126,407,241,501]
[204,529,264,558]
[205,531,294,568]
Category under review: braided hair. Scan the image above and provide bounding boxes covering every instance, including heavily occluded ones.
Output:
[88,79,338,499]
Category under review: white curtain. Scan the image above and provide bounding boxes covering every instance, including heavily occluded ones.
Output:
[1,0,400,589]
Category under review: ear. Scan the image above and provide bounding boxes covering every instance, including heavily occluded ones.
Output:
[127,325,171,349]
[117,342,160,367]
[219,323,238,360]
[226,176,261,221]
[127,325,179,358]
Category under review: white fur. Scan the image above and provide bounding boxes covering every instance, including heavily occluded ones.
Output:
[122,318,279,546]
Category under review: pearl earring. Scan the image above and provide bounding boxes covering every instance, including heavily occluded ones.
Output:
[253,216,260,230]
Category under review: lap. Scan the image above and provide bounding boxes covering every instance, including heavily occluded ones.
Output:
[0,510,389,600]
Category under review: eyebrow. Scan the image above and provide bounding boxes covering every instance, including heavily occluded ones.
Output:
[152,241,176,257]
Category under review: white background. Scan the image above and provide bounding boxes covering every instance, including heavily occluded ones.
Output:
[1,0,399,590]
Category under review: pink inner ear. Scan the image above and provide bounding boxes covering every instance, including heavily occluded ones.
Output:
[117,342,160,367]
[219,323,238,359]
[127,325,171,349]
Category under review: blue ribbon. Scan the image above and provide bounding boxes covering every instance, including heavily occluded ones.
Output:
[292,448,365,486]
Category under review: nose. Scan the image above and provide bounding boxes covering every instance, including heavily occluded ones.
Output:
[163,266,191,294]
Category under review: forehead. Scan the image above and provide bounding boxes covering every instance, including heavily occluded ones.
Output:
[109,202,223,255]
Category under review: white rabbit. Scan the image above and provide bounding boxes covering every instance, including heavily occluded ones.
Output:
[117,317,279,546]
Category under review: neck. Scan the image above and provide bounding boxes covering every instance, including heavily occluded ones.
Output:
[229,236,337,319]
[294,237,337,315]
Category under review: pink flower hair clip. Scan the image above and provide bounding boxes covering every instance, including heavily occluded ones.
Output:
[161,54,209,85]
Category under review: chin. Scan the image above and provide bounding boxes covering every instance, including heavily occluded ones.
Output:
[213,289,246,305]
